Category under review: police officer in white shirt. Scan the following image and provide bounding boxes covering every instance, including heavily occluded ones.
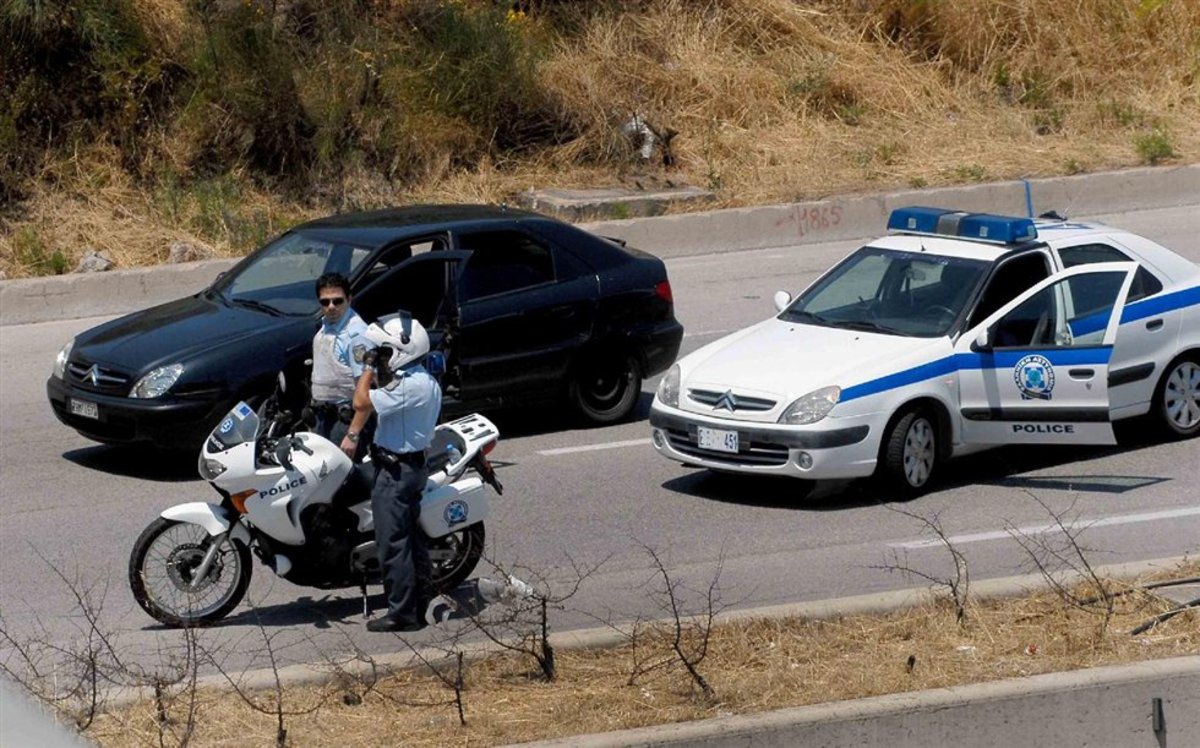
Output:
[344,312,442,632]
[311,272,374,459]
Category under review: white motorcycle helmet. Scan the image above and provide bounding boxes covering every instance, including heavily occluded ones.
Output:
[365,312,430,373]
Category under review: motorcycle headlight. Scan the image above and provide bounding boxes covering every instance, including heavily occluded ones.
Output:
[778,386,841,425]
[199,457,228,480]
[53,339,74,379]
[129,363,184,398]
[656,364,681,408]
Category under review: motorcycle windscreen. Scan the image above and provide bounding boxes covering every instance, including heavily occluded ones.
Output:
[206,401,261,453]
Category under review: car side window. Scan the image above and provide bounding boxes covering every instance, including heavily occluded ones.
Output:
[1057,243,1163,303]
[457,231,555,299]
[357,237,446,290]
[992,270,1127,348]
[967,252,1052,330]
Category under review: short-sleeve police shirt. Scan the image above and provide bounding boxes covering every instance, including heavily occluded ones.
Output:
[369,365,442,454]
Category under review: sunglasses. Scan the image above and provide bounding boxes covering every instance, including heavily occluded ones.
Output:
[319,297,346,307]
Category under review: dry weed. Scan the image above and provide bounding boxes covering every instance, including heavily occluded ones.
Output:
[87,562,1200,747]
[2,0,1198,278]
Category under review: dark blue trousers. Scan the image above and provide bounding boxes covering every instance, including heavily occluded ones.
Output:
[371,456,431,624]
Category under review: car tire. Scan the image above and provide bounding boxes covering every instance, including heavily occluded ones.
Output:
[1152,353,1200,439]
[879,407,938,498]
[570,355,642,425]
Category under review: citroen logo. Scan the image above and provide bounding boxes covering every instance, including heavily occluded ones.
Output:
[85,364,102,386]
[714,390,738,411]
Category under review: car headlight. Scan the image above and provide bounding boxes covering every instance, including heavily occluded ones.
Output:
[656,364,681,407]
[129,364,184,398]
[778,386,841,425]
[53,339,74,379]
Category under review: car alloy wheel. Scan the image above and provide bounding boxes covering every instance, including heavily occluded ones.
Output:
[880,407,939,498]
[1159,357,1200,437]
[902,417,936,488]
[571,355,642,425]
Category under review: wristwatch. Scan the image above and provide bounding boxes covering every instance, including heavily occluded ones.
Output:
[346,431,359,443]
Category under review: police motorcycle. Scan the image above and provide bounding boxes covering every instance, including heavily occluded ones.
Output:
[128,327,503,628]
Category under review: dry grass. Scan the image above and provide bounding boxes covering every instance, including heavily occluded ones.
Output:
[2,0,1198,278]
[87,562,1200,747]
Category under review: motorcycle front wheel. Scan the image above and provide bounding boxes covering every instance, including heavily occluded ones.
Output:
[428,523,485,592]
[129,518,252,627]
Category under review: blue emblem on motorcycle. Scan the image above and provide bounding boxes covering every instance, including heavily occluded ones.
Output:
[443,500,469,526]
[1014,354,1055,400]
[219,417,235,434]
[235,402,253,419]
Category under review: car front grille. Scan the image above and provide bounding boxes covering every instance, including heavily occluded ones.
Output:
[663,425,790,467]
[67,361,130,394]
[687,388,776,413]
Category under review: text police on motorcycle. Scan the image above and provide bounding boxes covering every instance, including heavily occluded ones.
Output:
[345,312,443,633]
[311,272,375,457]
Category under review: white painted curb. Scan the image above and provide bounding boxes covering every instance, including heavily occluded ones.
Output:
[3,165,1198,326]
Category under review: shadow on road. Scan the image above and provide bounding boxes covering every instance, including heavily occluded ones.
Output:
[475,390,654,439]
[62,444,198,482]
[145,579,512,632]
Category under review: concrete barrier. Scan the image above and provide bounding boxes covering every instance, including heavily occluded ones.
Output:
[511,656,1200,748]
[3,164,1198,326]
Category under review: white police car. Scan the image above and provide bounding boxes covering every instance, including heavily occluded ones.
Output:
[650,207,1200,496]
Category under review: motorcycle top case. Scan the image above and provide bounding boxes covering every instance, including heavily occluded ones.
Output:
[419,477,490,538]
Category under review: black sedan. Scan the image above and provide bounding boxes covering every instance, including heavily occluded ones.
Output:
[47,205,683,450]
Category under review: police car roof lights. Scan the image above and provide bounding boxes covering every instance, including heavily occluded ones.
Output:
[887,206,1039,245]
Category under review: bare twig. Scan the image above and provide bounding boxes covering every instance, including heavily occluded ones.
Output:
[873,506,970,624]
[1007,491,1116,634]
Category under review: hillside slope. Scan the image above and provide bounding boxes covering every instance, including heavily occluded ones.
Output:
[1,0,1197,277]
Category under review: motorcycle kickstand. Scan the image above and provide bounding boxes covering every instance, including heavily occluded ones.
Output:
[360,578,370,619]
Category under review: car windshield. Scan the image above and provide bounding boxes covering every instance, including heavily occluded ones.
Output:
[206,402,260,452]
[212,231,373,316]
[779,247,989,337]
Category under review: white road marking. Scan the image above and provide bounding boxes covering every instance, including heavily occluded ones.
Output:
[684,328,737,338]
[890,506,1200,550]
[537,438,651,456]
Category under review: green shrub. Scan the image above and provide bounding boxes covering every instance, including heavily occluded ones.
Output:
[11,226,67,275]
[952,164,987,182]
[1134,129,1176,164]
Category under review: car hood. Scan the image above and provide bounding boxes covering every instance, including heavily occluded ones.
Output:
[73,294,312,374]
[680,318,939,410]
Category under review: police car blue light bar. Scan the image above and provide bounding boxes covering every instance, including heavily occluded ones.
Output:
[887,207,1038,244]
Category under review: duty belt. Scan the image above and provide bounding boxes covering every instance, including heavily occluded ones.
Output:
[312,401,354,424]
[370,444,426,468]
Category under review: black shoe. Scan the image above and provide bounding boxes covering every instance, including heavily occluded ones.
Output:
[366,616,426,633]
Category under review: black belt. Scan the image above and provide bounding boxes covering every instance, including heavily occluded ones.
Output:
[370,444,426,467]
[312,401,354,424]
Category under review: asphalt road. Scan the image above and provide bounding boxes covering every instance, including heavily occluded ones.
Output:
[2,205,1198,679]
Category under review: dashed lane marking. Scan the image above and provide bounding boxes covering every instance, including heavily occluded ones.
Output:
[889,506,1200,550]
[537,438,652,456]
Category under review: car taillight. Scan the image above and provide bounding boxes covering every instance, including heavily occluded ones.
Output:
[655,280,674,304]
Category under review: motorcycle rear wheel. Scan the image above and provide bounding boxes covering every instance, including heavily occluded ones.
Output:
[429,523,485,592]
[129,518,252,627]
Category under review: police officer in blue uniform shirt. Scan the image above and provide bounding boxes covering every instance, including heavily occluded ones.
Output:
[344,311,442,632]
[311,272,375,459]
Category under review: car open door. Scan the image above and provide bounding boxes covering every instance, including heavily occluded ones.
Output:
[351,250,469,353]
[955,262,1138,445]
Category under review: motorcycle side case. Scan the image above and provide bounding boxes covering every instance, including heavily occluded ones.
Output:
[419,477,490,538]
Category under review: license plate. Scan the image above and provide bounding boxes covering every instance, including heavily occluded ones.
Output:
[69,398,99,420]
[697,426,738,454]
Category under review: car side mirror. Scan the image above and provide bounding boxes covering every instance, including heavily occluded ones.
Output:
[972,327,992,352]
[773,290,792,313]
